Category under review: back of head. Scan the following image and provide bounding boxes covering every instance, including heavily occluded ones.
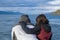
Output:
[36,14,49,25]
[19,15,31,23]
[36,14,46,20]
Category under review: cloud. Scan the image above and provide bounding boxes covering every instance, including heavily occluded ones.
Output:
[48,0,60,5]
[0,0,49,7]
[0,6,60,14]
[43,6,60,11]
[0,0,37,7]
[0,7,44,14]
[0,0,60,14]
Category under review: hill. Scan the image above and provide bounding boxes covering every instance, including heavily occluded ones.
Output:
[53,9,60,15]
[0,11,23,15]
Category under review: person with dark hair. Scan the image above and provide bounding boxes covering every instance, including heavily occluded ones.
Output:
[36,14,49,24]
[11,15,39,40]
[36,14,52,40]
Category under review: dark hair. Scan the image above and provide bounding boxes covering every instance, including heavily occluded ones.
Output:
[36,14,49,24]
[41,24,51,33]
[36,14,51,33]
[36,14,46,21]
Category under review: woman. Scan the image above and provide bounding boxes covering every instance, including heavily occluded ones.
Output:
[11,15,38,40]
[36,14,52,40]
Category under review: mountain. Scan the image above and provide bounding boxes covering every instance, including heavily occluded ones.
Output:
[45,12,60,19]
[0,11,23,15]
[53,9,60,15]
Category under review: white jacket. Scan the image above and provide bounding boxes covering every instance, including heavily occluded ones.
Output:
[11,25,38,40]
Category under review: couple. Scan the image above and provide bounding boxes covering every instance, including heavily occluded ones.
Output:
[11,14,52,40]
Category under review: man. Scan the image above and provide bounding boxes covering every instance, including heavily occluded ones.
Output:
[11,15,39,40]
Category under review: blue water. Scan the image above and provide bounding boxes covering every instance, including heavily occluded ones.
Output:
[0,14,60,40]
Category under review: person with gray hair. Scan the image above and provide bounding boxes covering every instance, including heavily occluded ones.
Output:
[19,15,30,24]
[11,15,39,40]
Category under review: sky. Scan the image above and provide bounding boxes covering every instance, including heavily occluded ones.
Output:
[0,0,60,14]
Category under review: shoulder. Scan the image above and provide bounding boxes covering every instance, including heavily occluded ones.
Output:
[12,25,21,31]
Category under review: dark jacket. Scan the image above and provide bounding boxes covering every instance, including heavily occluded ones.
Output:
[20,22,40,34]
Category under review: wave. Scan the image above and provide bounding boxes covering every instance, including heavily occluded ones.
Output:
[49,19,60,21]
[50,22,60,25]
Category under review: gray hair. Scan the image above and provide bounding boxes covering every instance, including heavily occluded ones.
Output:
[19,15,29,22]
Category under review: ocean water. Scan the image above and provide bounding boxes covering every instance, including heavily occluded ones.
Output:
[0,14,60,40]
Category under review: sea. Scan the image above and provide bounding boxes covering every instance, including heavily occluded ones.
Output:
[0,13,60,40]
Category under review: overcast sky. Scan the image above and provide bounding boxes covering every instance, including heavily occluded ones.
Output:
[0,0,60,14]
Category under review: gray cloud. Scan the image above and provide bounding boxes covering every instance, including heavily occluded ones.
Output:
[0,6,60,14]
[0,0,49,7]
